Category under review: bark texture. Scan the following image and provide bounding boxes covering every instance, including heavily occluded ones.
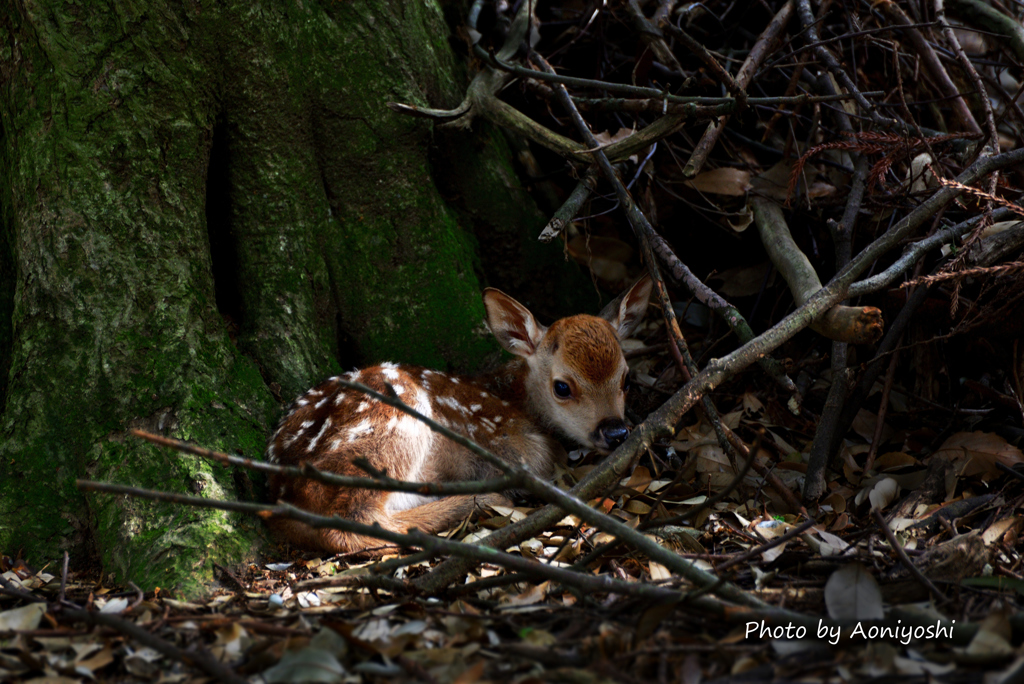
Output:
[0,0,568,592]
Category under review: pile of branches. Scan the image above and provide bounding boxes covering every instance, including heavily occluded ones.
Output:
[402,0,1024,503]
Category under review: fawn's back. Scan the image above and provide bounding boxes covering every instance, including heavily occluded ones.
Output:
[266,276,652,553]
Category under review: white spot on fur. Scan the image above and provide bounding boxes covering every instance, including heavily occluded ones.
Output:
[307,417,332,452]
[307,389,323,398]
[435,395,468,413]
[334,391,347,405]
[296,399,309,407]
[381,361,399,369]
[300,420,314,429]
[386,492,436,512]
[329,438,343,451]
[412,384,432,414]
[393,384,405,395]
[356,401,369,412]
[502,401,510,407]
[347,419,374,442]
[314,397,328,409]
[393,413,434,478]
[450,377,460,384]
[480,391,488,398]
[386,416,399,431]
[266,443,277,462]
[469,404,482,413]
[480,417,496,432]
[382,367,399,381]
[493,416,502,423]
[380,389,436,506]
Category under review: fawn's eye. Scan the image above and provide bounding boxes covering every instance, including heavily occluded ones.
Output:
[622,374,631,393]
[553,380,572,399]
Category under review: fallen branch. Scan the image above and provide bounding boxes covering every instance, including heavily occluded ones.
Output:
[750,196,884,344]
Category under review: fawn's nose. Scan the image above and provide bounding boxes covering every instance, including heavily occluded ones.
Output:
[594,418,629,451]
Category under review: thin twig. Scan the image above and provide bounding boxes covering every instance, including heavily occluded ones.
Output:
[658,19,743,103]
[871,508,949,605]
[880,1,981,135]
[796,0,893,126]
[77,478,771,610]
[538,168,600,242]
[132,429,514,497]
[684,0,796,177]
[864,349,901,473]
[716,519,817,571]
[61,607,250,684]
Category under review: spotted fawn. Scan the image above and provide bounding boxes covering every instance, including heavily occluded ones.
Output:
[266,276,652,553]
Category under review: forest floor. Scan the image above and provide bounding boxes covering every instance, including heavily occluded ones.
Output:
[3,397,1023,683]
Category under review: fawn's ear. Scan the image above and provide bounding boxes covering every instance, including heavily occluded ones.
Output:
[483,288,547,358]
[603,274,653,340]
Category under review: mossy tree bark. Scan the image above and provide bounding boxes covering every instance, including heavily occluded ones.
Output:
[0,0,578,593]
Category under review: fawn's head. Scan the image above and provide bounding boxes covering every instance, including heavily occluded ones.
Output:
[483,276,652,453]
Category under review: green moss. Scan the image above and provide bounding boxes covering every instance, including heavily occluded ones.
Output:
[89,350,275,592]
[0,0,583,596]
[0,0,274,593]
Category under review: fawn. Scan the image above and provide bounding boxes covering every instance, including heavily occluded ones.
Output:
[266,276,652,553]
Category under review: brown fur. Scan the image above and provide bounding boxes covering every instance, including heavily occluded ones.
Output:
[266,277,652,555]
[546,316,622,384]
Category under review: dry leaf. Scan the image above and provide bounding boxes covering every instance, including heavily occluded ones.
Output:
[965,607,1013,656]
[982,517,1022,546]
[823,492,847,514]
[725,206,754,232]
[811,528,851,556]
[593,127,635,146]
[635,601,676,642]
[806,180,836,198]
[934,432,1024,481]
[521,627,558,646]
[566,234,632,286]
[76,644,115,674]
[212,622,251,661]
[852,409,893,445]
[0,603,46,631]
[624,466,653,492]
[853,477,899,511]
[502,581,550,608]
[909,153,936,193]
[750,160,794,201]
[625,500,653,515]
[684,167,752,196]
[831,512,851,531]
[824,564,884,621]
[741,392,764,415]
[649,562,672,581]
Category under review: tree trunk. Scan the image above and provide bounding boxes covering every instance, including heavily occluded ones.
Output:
[0,0,576,593]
